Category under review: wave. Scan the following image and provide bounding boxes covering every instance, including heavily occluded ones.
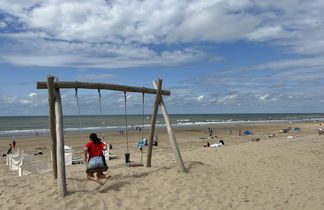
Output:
[176,119,190,122]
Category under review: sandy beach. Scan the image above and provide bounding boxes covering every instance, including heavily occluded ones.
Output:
[1,122,324,209]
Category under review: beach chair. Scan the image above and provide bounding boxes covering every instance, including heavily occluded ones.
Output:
[6,148,20,166]
[71,147,84,164]
[104,147,118,160]
[9,153,24,171]
[64,145,72,165]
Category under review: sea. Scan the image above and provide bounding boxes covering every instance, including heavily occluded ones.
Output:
[0,113,324,139]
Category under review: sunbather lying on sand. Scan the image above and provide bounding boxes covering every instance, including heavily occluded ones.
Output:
[210,140,224,148]
[204,140,224,148]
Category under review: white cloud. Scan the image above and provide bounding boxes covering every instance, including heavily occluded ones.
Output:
[0,0,272,69]
[246,26,288,41]
[0,0,324,69]
[256,94,277,104]
[251,56,324,71]
[197,95,204,102]
[215,94,238,104]
[0,38,204,68]
[0,21,6,28]
[2,96,17,104]
[76,74,117,81]
[28,92,37,97]
[168,3,259,42]
[19,99,32,105]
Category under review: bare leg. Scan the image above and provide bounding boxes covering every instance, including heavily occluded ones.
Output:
[97,172,112,179]
[87,173,104,185]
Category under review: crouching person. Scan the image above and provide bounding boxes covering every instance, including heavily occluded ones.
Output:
[84,133,111,185]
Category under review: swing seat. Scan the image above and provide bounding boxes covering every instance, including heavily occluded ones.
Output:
[86,166,109,173]
[72,158,84,164]
[86,156,109,173]
[127,162,144,167]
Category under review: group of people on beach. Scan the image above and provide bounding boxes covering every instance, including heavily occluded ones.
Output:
[279,127,291,133]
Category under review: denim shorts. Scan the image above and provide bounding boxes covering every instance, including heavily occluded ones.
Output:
[87,156,105,169]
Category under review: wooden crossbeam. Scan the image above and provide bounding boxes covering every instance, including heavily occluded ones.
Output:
[37,81,171,96]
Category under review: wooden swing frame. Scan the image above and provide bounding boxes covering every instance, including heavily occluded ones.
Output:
[36,75,185,197]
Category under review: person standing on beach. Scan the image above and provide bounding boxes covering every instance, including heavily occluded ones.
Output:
[7,144,12,154]
[84,133,111,185]
[208,128,213,137]
[12,140,16,149]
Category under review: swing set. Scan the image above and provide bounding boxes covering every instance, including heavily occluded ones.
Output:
[36,76,185,197]
[75,87,145,165]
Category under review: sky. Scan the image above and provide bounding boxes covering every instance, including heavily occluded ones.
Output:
[0,0,324,116]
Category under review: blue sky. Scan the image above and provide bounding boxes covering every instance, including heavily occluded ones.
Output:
[0,0,324,116]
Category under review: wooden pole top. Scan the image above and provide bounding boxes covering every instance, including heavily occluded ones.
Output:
[36,81,171,96]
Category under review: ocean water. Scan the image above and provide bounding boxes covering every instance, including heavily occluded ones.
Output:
[0,113,324,138]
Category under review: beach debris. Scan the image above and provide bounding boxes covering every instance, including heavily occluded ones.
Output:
[252,138,260,142]
[287,136,295,139]
[268,134,276,138]
[318,129,324,135]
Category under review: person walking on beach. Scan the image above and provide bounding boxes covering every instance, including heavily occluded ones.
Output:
[84,133,111,185]
[208,128,213,137]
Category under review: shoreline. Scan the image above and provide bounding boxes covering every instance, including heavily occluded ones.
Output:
[1,119,323,140]
[1,112,324,138]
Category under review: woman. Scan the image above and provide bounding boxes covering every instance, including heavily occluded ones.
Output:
[84,133,111,185]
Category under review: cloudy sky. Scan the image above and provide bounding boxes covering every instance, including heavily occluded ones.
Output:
[0,0,324,116]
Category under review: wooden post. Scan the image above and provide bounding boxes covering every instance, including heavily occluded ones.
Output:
[153,81,186,173]
[146,79,162,167]
[55,86,67,197]
[47,76,57,179]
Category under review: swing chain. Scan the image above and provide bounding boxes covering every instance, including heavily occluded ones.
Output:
[74,88,84,141]
[123,91,129,154]
[141,92,145,139]
[98,89,105,139]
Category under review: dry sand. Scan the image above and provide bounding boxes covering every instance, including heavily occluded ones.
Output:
[0,122,324,209]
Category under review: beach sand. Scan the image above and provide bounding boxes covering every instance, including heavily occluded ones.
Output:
[1,122,324,209]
